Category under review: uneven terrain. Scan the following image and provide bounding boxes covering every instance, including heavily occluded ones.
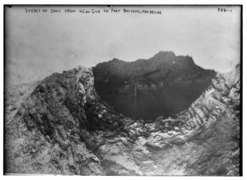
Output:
[5,53,241,175]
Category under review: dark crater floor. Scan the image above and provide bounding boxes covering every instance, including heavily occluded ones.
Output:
[93,51,216,120]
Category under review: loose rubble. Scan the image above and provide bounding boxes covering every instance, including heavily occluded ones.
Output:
[5,64,240,175]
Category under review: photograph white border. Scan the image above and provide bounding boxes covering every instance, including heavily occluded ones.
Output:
[0,0,245,179]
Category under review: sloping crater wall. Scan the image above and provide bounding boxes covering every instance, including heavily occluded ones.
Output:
[93,51,216,120]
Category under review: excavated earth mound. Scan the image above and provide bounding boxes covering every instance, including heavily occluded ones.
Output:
[5,57,240,175]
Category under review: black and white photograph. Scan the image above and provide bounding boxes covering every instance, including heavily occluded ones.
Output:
[3,5,242,176]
